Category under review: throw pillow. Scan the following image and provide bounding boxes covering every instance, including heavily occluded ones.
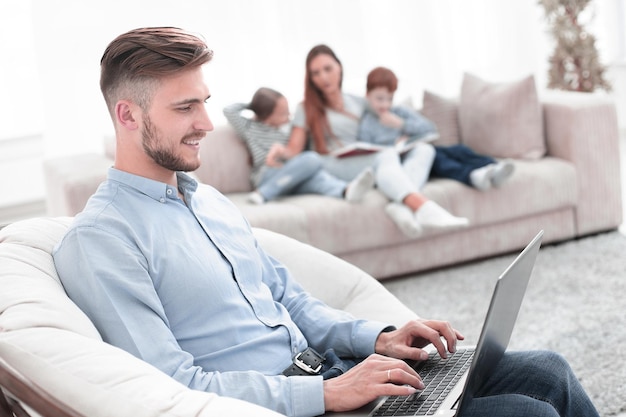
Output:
[420,90,461,146]
[459,73,545,159]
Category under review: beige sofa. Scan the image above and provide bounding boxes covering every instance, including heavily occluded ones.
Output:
[0,217,417,417]
[43,87,623,279]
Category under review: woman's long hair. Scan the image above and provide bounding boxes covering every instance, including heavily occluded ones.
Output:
[304,44,343,154]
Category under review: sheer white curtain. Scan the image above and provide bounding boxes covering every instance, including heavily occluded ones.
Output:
[0,0,623,210]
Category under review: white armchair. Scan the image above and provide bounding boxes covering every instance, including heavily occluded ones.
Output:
[0,217,417,417]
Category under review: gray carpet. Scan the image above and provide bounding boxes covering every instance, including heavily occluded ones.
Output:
[383,230,626,417]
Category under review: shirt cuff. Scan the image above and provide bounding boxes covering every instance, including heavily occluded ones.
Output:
[352,320,396,358]
[289,375,325,417]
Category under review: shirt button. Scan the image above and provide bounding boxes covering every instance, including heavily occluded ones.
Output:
[166,189,173,195]
[159,197,166,203]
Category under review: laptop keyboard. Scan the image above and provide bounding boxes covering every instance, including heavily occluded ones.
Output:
[373,348,474,416]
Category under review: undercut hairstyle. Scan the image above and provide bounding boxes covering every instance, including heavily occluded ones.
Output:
[248,87,283,122]
[304,44,343,154]
[100,27,214,116]
[366,67,398,93]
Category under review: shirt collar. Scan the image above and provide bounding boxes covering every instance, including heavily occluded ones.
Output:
[107,168,198,203]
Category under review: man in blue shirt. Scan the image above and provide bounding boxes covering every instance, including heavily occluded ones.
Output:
[53,27,598,417]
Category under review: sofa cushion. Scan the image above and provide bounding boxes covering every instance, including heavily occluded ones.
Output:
[459,73,545,160]
[423,157,577,225]
[194,125,253,193]
[230,159,577,260]
[231,191,412,255]
[228,194,312,243]
[420,90,461,146]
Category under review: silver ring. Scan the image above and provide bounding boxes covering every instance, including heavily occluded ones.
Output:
[387,369,391,382]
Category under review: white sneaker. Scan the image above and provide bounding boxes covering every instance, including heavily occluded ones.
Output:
[415,200,469,229]
[247,191,265,205]
[490,160,515,187]
[385,202,423,238]
[345,167,375,202]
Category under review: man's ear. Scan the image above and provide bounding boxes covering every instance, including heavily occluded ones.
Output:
[115,100,140,130]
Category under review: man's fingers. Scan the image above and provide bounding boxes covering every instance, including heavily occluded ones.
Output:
[385,367,425,390]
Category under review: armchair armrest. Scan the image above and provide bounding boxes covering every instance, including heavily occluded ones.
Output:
[0,355,82,417]
[542,91,623,235]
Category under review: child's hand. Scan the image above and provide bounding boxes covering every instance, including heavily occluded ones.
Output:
[266,143,287,167]
[378,112,404,130]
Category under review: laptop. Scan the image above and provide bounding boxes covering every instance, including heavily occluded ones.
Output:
[327,230,544,416]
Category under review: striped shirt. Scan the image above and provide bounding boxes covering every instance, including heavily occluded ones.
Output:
[223,102,290,185]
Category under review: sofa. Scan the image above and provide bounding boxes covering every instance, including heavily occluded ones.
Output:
[0,216,418,417]
[43,75,623,279]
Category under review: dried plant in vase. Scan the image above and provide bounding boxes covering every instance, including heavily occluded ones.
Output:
[539,0,612,92]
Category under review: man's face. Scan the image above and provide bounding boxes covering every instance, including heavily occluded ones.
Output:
[366,87,394,116]
[141,67,213,173]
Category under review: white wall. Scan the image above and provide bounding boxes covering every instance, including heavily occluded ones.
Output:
[0,0,624,217]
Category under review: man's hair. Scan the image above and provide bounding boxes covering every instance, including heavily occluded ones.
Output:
[248,87,283,121]
[366,67,398,93]
[100,27,214,115]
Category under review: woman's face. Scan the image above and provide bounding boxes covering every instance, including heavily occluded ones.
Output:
[308,53,342,96]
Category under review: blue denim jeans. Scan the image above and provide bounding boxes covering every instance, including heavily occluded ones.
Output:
[458,350,598,417]
[322,350,599,417]
[256,151,347,201]
[431,144,495,186]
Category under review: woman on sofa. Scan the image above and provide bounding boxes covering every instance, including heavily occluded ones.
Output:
[266,44,468,237]
[224,87,374,204]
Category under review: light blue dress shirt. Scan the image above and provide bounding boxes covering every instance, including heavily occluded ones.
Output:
[52,168,390,417]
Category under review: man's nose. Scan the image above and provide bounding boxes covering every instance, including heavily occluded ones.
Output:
[197,107,214,132]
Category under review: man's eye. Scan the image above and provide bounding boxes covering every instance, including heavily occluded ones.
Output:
[178,106,192,112]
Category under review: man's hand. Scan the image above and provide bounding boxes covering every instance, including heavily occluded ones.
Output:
[323,354,424,413]
[375,319,465,362]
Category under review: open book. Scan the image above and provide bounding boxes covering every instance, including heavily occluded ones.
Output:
[330,132,439,158]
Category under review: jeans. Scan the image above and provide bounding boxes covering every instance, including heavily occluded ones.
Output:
[256,151,347,201]
[431,144,495,186]
[460,350,599,417]
[321,142,435,203]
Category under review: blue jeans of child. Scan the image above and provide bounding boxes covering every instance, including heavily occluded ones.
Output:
[431,144,495,186]
[257,151,347,201]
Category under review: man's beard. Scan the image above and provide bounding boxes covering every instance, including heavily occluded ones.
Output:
[141,115,201,172]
